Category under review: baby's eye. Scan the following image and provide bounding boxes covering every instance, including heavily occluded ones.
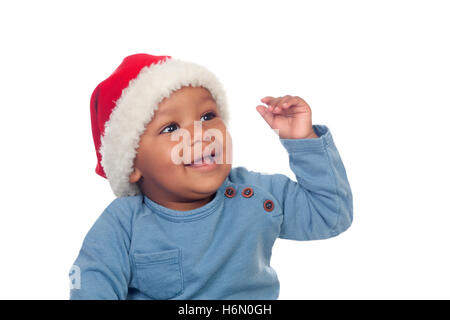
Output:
[160,123,179,134]
[201,111,216,122]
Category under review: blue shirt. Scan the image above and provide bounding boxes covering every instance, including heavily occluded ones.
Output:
[69,125,353,299]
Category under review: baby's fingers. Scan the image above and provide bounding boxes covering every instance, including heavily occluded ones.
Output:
[261,96,279,113]
[261,96,276,105]
[256,105,274,127]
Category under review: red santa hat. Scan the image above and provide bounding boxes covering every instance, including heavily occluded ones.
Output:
[90,53,230,197]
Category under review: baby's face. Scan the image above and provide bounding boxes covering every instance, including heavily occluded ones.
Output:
[129,85,232,206]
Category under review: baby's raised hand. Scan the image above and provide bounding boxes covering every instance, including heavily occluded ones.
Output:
[256,95,318,139]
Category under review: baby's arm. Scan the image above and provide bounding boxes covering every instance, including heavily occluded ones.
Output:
[251,95,353,240]
[69,200,132,299]
[277,124,353,240]
[231,125,353,240]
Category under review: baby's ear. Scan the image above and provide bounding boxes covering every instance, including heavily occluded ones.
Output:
[129,168,142,184]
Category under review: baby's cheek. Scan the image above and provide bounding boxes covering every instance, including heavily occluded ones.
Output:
[166,143,188,166]
[223,130,233,165]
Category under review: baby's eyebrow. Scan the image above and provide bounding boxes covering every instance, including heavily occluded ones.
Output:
[202,96,215,102]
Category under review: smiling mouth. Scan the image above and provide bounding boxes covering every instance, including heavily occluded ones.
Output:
[185,150,220,167]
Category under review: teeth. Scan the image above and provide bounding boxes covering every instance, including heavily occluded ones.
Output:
[186,154,216,166]
[204,155,214,163]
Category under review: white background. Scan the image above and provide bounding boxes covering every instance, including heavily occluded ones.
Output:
[1,0,449,299]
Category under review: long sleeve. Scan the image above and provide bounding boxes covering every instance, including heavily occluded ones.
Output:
[229,124,353,241]
[69,200,132,299]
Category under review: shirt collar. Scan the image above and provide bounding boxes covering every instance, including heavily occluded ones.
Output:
[142,176,230,222]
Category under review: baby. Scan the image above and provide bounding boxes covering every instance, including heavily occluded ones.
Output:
[69,53,353,299]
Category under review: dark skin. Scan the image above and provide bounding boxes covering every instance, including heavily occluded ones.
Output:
[129,85,232,211]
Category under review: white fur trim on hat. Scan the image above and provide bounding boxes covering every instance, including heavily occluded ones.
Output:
[99,58,230,197]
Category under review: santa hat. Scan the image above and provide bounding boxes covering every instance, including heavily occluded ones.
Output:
[90,53,230,197]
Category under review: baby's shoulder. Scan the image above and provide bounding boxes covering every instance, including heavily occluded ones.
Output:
[101,195,143,226]
[81,196,143,243]
[107,194,142,213]
[228,166,289,196]
[228,166,261,184]
[228,166,287,186]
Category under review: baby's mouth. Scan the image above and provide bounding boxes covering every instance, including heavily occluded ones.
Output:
[185,150,220,166]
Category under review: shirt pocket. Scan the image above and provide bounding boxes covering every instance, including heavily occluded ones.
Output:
[132,248,184,300]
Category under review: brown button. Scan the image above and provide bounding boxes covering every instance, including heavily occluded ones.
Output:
[224,186,236,198]
[241,187,254,198]
[263,199,274,212]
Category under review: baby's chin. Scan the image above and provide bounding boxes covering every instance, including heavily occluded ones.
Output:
[183,164,231,195]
